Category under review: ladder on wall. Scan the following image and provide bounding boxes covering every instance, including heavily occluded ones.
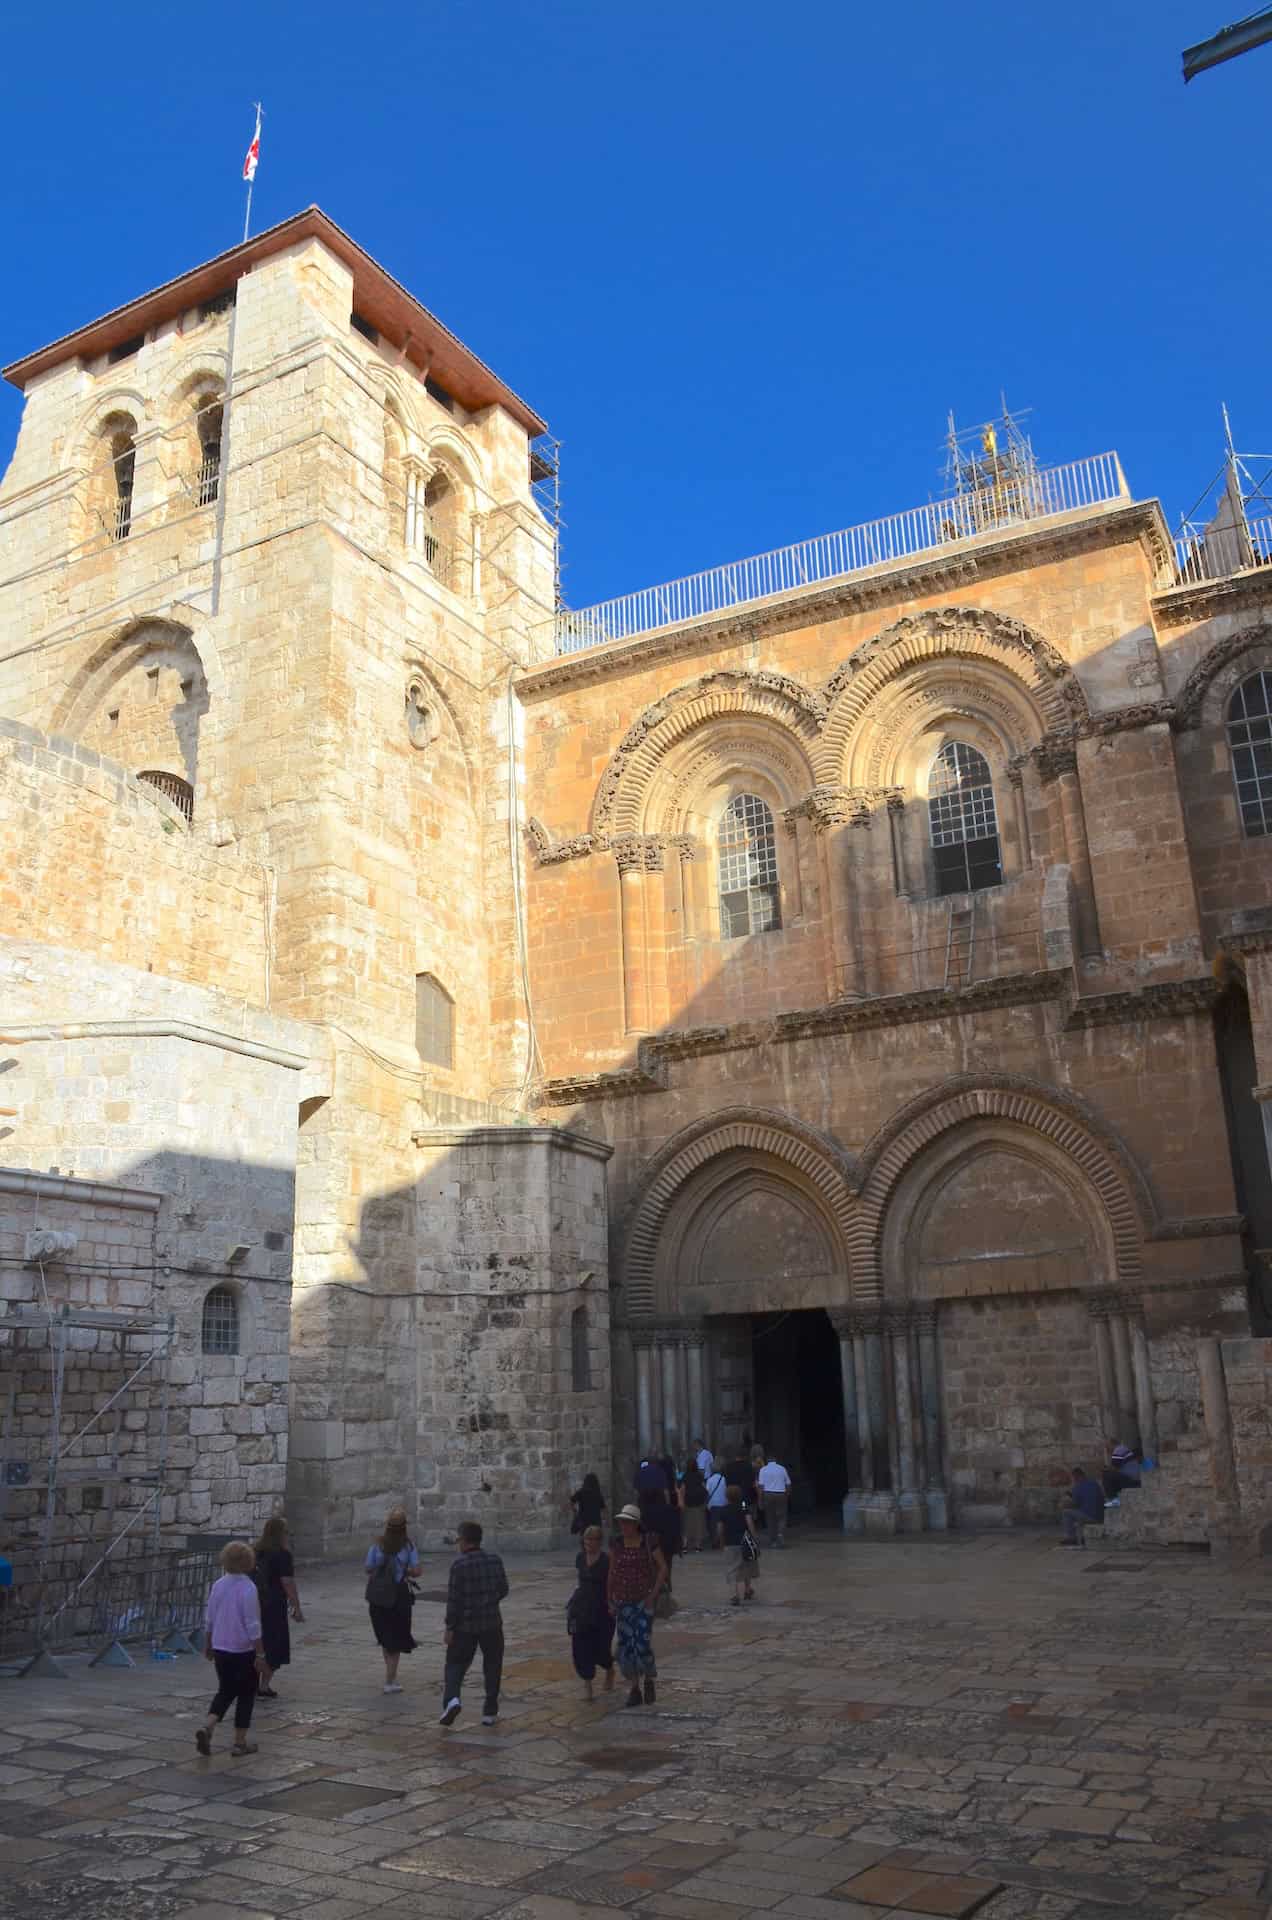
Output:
[943,897,977,990]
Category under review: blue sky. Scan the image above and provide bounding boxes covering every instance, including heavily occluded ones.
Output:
[1,1,1268,610]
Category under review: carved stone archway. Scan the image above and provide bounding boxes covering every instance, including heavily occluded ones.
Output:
[852,1075,1156,1297]
[620,1106,859,1318]
[591,669,825,837]
[814,605,1087,787]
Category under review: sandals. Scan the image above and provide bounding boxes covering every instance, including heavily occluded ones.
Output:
[195,1728,211,1756]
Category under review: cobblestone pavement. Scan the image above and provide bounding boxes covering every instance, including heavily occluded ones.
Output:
[3,1529,1272,1920]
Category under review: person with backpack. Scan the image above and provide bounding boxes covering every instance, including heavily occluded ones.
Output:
[720,1484,760,1605]
[705,1461,728,1547]
[364,1507,420,1694]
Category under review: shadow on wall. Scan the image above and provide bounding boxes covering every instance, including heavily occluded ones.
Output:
[0,1146,295,1577]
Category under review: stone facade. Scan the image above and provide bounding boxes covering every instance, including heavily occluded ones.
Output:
[2,209,1271,1562]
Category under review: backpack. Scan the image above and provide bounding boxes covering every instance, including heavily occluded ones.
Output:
[365,1547,406,1608]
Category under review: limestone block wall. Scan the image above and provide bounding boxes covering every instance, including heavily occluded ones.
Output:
[402,1125,612,1555]
[0,937,325,1543]
[0,718,268,1003]
[939,1293,1103,1525]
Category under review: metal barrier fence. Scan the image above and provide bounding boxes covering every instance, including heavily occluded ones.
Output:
[554,451,1129,653]
[0,1545,216,1677]
[1173,511,1272,586]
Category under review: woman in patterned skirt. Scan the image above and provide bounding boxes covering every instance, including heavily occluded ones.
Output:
[605,1503,667,1709]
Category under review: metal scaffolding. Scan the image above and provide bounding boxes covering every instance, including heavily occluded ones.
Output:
[0,1302,177,1675]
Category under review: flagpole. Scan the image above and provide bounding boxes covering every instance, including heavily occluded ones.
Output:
[243,103,262,243]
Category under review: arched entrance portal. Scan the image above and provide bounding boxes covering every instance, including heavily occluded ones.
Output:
[623,1113,858,1520]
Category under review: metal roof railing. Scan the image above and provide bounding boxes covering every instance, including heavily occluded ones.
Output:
[554,450,1129,655]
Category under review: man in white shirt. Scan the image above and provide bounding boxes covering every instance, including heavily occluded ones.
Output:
[694,1439,713,1477]
[757,1457,792,1547]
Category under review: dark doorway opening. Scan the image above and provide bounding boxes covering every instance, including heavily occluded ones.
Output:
[751,1307,848,1512]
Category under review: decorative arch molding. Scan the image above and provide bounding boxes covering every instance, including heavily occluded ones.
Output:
[421,423,485,500]
[72,388,148,462]
[591,669,827,836]
[852,1074,1156,1296]
[814,606,1087,786]
[51,607,226,742]
[620,1106,859,1318]
[1173,623,1272,731]
[158,352,230,414]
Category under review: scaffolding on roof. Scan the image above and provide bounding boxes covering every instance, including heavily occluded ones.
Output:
[1172,409,1272,587]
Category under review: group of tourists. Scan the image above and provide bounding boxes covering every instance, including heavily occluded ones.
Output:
[1059,1441,1146,1546]
[197,1441,782,1756]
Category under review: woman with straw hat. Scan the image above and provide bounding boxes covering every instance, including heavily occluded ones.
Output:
[604,1503,667,1709]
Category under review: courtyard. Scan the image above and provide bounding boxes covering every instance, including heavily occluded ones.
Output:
[1,1530,1271,1920]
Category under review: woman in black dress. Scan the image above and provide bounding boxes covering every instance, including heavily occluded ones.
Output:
[568,1524,615,1701]
[364,1508,420,1694]
[570,1471,606,1536]
[254,1514,303,1699]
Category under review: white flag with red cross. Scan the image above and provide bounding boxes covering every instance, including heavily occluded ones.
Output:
[243,109,261,183]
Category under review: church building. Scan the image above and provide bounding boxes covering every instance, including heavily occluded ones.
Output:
[2,209,1270,1573]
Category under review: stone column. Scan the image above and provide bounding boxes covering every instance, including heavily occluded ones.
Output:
[829,1309,863,1532]
[819,819,860,998]
[658,1332,683,1455]
[852,1331,875,1493]
[615,841,650,1035]
[887,792,910,899]
[1042,744,1101,959]
[864,1322,888,1491]
[1198,1336,1240,1532]
[890,1314,925,1531]
[1007,761,1032,868]
[685,1332,706,1447]
[1110,1309,1139,1447]
[1088,1297,1119,1445]
[633,1333,655,1459]
[914,1308,947,1529]
[674,1336,690,1454]
[1129,1317,1158,1463]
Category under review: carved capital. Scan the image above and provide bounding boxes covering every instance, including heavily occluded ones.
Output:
[613,833,667,875]
[1034,736,1079,783]
[885,790,907,816]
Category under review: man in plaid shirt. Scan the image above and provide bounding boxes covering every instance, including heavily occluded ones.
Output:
[439,1521,509,1727]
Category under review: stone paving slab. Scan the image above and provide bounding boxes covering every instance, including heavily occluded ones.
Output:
[3,1532,1272,1918]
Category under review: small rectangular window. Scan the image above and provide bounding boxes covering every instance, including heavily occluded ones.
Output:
[351,312,379,343]
[415,973,454,1068]
[198,288,236,322]
[425,376,457,415]
[107,334,145,365]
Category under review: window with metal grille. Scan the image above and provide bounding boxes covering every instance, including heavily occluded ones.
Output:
[201,1286,239,1356]
[571,1307,590,1392]
[111,431,135,542]
[137,770,194,822]
[717,792,781,938]
[928,741,1002,896]
[1227,670,1272,838]
[195,400,222,507]
[415,973,454,1068]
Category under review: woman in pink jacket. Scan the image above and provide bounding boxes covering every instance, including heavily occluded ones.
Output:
[196,1541,267,1758]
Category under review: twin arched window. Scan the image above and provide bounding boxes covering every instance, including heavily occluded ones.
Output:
[717,793,781,938]
[1228,670,1272,838]
[928,741,1002,895]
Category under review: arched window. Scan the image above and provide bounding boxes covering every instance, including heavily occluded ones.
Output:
[98,414,137,542]
[571,1306,591,1392]
[201,1285,239,1356]
[928,741,1002,895]
[194,394,222,506]
[415,972,454,1068]
[137,769,194,822]
[717,793,781,938]
[1227,670,1272,838]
